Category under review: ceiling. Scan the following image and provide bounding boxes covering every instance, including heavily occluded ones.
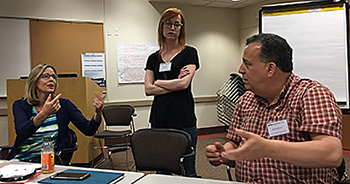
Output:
[149,0,299,9]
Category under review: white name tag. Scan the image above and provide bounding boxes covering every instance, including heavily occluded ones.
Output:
[267,120,290,137]
[159,62,172,72]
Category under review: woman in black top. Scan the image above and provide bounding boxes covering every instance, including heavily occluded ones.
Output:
[144,7,200,177]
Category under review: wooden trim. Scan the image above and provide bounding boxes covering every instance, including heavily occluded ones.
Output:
[105,95,217,107]
[194,96,217,103]
[198,125,227,135]
[105,99,152,107]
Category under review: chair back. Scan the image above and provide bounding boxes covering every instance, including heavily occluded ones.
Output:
[102,105,135,126]
[56,128,78,165]
[68,129,78,149]
[130,128,193,175]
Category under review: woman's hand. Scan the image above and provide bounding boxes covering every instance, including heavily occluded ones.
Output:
[41,94,62,116]
[178,66,191,79]
[93,93,106,113]
[33,93,61,127]
[93,93,106,122]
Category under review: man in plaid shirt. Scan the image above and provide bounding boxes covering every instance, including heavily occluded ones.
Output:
[206,33,342,183]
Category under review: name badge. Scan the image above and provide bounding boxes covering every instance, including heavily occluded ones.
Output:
[267,120,290,137]
[159,62,172,72]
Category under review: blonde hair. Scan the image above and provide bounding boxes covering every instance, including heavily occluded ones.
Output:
[157,7,186,55]
[23,64,57,105]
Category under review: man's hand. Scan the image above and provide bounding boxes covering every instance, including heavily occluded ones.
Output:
[206,142,226,166]
[221,129,268,161]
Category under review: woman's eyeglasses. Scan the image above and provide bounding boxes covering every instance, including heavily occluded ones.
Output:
[40,73,58,80]
[163,21,183,29]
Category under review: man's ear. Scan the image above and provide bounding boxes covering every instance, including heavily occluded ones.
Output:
[267,62,276,77]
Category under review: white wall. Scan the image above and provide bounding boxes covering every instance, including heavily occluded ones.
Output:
[0,0,104,22]
[0,0,242,144]
[0,116,8,145]
[103,1,240,102]
[0,0,305,144]
[103,0,240,129]
[0,98,8,144]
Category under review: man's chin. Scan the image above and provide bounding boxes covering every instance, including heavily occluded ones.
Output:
[243,84,249,90]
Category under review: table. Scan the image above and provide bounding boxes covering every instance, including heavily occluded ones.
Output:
[0,160,245,184]
[0,160,145,184]
[133,174,244,184]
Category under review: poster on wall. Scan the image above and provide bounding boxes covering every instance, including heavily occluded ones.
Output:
[117,41,159,83]
[81,52,106,87]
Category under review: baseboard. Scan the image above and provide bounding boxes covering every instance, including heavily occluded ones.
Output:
[198,125,227,136]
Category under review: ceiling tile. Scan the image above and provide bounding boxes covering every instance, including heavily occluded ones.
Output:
[217,0,236,2]
[190,0,212,6]
[206,1,233,8]
[150,0,302,9]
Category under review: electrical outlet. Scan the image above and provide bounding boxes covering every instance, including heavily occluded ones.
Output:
[115,28,119,36]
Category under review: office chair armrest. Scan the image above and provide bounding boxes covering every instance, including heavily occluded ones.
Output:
[225,161,236,181]
[225,160,236,168]
[0,145,13,152]
[0,145,13,150]
[0,145,13,159]
[183,147,196,159]
[57,145,78,155]
[337,180,350,184]
[110,143,130,147]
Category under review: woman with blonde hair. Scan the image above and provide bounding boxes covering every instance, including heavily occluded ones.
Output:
[144,7,200,177]
[7,64,105,164]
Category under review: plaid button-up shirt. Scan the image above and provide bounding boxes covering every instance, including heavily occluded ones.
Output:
[227,73,342,184]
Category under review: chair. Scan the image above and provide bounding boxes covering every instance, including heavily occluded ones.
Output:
[92,105,136,170]
[0,129,77,165]
[55,128,78,165]
[130,128,195,176]
[336,158,350,184]
[0,145,12,159]
[226,158,350,183]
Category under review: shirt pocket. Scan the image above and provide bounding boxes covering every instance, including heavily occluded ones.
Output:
[269,106,309,142]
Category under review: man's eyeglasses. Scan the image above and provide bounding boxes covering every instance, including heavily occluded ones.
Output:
[163,21,183,29]
[40,73,58,80]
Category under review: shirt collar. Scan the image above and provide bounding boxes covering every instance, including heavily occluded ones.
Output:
[255,72,297,107]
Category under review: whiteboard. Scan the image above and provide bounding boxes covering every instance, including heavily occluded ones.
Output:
[0,18,31,97]
[260,1,349,109]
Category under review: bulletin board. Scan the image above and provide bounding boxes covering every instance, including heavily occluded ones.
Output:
[30,20,105,78]
[260,0,349,109]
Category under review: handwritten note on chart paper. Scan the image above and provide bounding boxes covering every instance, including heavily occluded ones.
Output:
[117,41,159,83]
